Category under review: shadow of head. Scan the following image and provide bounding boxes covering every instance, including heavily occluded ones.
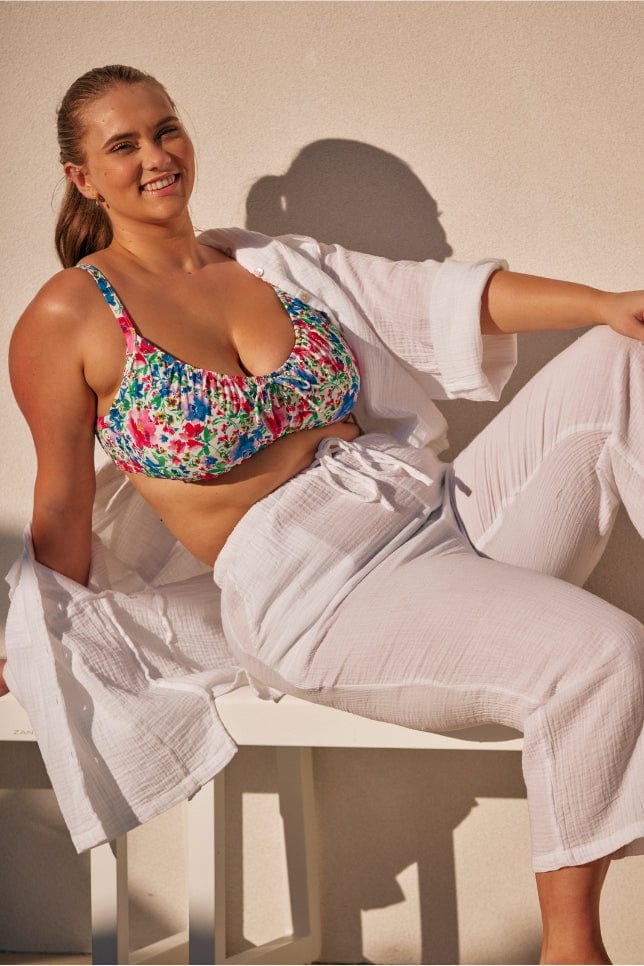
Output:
[246,138,453,263]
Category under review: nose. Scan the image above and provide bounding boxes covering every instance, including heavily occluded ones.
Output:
[141,138,173,170]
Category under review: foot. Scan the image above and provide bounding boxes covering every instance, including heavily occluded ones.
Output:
[0,658,9,697]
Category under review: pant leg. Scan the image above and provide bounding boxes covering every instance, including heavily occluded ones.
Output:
[308,542,644,874]
[452,326,644,584]
[216,449,644,873]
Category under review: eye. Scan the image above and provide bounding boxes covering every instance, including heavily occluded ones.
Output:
[158,125,180,139]
[110,140,135,153]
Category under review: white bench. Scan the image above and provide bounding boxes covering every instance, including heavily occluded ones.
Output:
[0,686,523,964]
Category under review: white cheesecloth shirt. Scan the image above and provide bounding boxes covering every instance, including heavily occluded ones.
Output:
[4,229,515,852]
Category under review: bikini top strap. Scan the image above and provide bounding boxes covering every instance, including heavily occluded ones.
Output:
[77,263,135,339]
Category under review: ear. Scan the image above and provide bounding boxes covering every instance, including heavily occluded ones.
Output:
[64,162,98,201]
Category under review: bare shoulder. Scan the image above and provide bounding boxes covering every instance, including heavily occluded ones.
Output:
[15,267,99,335]
[9,268,103,396]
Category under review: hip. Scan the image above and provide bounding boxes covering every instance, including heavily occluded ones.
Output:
[212,433,467,667]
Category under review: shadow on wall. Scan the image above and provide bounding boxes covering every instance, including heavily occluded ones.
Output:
[246,138,453,263]
[245,137,579,456]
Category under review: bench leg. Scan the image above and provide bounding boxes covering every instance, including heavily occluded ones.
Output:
[91,835,129,964]
[188,772,227,964]
[187,748,321,966]
[276,746,321,963]
[223,747,321,966]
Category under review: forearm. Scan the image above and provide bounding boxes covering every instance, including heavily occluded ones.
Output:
[32,514,92,585]
[31,489,94,586]
[480,270,607,335]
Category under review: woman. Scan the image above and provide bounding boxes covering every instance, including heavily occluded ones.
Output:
[3,65,643,964]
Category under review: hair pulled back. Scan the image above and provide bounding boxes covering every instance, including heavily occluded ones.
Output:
[55,65,173,268]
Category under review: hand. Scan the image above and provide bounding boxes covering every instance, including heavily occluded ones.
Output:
[597,291,644,341]
[0,659,9,697]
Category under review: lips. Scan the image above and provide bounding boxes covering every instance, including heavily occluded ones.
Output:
[141,173,178,192]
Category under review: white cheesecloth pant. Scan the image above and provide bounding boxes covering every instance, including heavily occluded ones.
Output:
[214,325,644,873]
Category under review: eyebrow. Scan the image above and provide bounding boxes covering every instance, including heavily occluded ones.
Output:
[101,115,180,150]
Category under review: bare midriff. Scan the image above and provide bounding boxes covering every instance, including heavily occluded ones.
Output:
[126,417,361,567]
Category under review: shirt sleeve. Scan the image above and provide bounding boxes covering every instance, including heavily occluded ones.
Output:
[279,235,517,401]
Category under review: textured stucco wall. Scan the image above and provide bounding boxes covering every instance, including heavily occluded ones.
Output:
[0,2,642,963]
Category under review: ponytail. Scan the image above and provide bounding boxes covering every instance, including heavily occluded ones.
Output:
[55,65,173,267]
[55,182,112,268]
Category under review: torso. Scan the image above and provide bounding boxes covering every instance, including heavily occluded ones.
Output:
[78,242,361,565]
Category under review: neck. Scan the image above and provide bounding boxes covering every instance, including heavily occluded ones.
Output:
[107,212,209,275]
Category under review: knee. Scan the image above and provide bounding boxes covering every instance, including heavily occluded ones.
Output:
[581,608,644,708]
[535,607,644,755]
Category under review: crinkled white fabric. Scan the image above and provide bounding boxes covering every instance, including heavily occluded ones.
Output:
[4,234,642,869]
[453,325,644,584]
[5,462,245,851]
[4,233,514,852]
[216,431,644,874]
[214,434,448,687]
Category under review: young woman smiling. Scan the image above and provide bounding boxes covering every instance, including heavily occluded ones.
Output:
[3,65,644,965]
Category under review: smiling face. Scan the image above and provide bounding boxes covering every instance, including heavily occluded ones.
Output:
[65,81,195,229]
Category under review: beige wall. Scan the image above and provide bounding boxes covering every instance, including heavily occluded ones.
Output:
[0,2,642,962]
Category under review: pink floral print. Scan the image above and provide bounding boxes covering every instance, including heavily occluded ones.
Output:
[79,264,361,481]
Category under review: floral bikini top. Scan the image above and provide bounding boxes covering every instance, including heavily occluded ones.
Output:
[79,264,361,481]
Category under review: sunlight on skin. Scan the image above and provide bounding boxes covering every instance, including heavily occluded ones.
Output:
[537,857,612,965]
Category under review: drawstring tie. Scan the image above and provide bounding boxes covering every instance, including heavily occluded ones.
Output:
[313,437,434,510]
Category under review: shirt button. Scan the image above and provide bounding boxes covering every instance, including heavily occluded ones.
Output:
[299,291,310,301]
[254,267,264,277]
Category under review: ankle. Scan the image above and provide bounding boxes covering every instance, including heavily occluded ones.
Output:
[540,937,611,964]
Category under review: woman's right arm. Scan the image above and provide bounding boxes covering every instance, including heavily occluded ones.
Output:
[9,275,98,586]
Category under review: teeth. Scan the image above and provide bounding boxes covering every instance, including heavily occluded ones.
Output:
[142,174,176,192]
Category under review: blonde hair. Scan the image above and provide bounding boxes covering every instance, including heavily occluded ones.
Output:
[55,65,174,267]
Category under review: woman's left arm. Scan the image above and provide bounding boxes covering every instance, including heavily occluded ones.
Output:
[481,271,644,341]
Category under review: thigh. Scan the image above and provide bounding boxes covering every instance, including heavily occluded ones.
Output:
[453,326,643,583]
[275,525,642,735]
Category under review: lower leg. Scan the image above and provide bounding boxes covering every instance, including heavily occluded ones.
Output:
[536,855,612,964]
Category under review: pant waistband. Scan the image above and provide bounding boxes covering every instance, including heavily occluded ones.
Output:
[312,435,436,511]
